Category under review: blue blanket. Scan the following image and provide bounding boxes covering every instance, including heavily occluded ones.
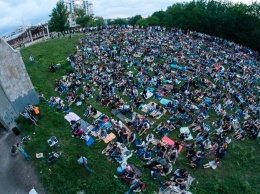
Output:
[160,98,172,106]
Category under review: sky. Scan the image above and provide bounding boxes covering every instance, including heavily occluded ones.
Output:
[0,0,256,36]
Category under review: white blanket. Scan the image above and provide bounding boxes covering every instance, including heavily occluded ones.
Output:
[64,112,80,123]
[180,127,193,140]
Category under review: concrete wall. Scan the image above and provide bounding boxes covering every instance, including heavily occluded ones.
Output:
[0,38,39,130]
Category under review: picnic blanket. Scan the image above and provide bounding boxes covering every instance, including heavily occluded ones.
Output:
[92,111,102,119]
[162,84,173,92]
[146,87,155,93]
[111,110,128,122]
[160,98,172,106]
[103,132,116,143]
[161,136,183,153]
[95,115,113,129]
[85,135,95,146]
[143,90,153,100]
[111,119,132,134]
[141,102,157,112]
[64,112,80,123]
[79,119,90,132]
[141,102,167,119]
[179,127,193,140]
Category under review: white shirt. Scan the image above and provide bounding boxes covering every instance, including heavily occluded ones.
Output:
[77,156,87,165]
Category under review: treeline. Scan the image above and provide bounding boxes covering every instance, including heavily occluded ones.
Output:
[108,0,260,52]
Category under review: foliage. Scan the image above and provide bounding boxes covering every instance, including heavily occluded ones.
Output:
[88,16,105,27]
[74,8,92,28]
[74,8,86,18]
[49,1,70,32]
[137,0,260,52]
[76,15,92,28]
[107,18,128,26]
[128,15,142,26]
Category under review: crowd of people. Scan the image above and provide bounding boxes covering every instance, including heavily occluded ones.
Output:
[47,26,260,193]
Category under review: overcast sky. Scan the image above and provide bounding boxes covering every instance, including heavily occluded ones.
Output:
[0,0,255,36]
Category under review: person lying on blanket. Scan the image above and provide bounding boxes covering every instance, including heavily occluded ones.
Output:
[102,141,116,155]
[150,105,164,118]
[80,133,90,141]
[145,103,155,116]
[97,128,107,141]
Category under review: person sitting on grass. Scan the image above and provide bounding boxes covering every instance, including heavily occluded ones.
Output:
[145,133,154,146]
[20,112,38,126]
[73,127,84,137]
[125,176,145,194]
[233,129,246,140]
[138,122,150,136]
[87,106,97,118]
[80,133,90,142]
[145,103,155,116]
[83,105,92,116]
[188,150,205,169]
[97,128,107,141]
[154,122,165,133]
[136,146,147,159]
[101,141,116,155]
[150,105,164,118]
[142,148,152,162]
[165,148,178,164]
[134,138,145,153]
[203,158,220,169]
[127,132,136,147]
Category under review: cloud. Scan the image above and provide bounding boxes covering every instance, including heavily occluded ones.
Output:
[0,0,58,35]
[0,0,254,36]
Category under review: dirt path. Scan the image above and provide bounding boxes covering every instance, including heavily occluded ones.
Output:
[0,131,45,194]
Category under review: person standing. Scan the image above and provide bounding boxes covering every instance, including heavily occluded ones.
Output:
[77,154,93,173]
[33,106,42,119]
[29,55,35,64]
[17,143,30,160]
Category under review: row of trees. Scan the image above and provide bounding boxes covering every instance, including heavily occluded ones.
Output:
[48,0,260,52]
[149,0,260,52]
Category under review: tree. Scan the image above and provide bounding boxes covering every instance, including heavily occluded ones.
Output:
[128,15,142,26]
[87,16,104,27]
[76,15,91,27]
[109,18,128,26]
[74,8,92,27]
[74,8,86,18]
[136,16,160,27]
[49,2,69,32]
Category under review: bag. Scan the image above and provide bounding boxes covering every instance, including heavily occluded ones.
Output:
[140,183,146,190]
[76,101,82,106]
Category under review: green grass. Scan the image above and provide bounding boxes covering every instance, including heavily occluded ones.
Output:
[18,35,260,194]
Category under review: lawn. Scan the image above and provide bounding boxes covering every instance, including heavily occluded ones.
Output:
[18,34,260,194]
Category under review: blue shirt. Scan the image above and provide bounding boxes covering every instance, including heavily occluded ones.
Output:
[77,156,87,165]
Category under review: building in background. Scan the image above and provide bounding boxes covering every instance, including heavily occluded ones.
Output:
[62,0,93,15]
[62,0,93,27]
[2,23,50,49]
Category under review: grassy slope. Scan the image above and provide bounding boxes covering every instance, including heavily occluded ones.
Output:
[19,35,260,194]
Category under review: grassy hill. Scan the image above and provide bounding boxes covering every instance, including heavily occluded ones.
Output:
[18,34,260,194]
